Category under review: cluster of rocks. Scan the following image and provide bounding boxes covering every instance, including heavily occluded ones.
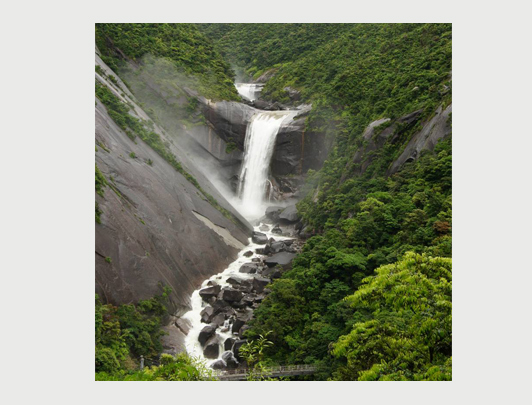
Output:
[194,227,304,370]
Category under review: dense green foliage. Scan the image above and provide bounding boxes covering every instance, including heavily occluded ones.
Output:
[95,288,214,380]
[95,79,236,222]
[96,23,239,101]
[333,253,452,381]
[200,23,451,176]
[95,24,453,381]
[96,353,215,381]
[245,139,452,380]
[95,288,170,373]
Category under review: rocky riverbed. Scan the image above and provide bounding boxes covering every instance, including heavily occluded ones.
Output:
[181,219,304,370]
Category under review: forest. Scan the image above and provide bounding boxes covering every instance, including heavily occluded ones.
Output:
[95,23,452,381]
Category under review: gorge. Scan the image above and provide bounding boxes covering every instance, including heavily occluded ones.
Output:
[95,23,452,381]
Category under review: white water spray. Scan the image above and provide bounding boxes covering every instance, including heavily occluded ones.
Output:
[237,111,294,221]
[235,83,263,102]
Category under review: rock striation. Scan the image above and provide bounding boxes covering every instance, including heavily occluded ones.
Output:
[95,49,253,316]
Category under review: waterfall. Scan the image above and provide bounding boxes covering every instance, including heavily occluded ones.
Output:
[235,83,263,102]
[237,111,293,220]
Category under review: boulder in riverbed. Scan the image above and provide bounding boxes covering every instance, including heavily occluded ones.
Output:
[222,350,239,368]
[252,231,268,244]
[211,359,227,370]
[279,204,299,222]
[198,325,217,346]
[200,306,215,323]
[224,337,236,351]
[265,252,296,268]
[199,285,221,300]
[271,225,282,234]
[252,277,270,293]
[239,262,259,274]
[221,288,244,302]
[203,337,220,359]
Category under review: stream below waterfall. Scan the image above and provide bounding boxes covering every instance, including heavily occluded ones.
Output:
[181,84,302,370]
[182,223,294,367]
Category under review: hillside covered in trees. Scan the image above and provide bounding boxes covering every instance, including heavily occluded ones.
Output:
[198,23,452,380]
[95,23,452,381]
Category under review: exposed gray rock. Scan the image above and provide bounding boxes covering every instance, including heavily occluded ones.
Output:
[227,277,242,286]
[388,104,452,174]
[174,317,192,335]
[198,325,216,346]
[239,262,259,274]
[262,266,282,279]
[270,241,286,253]
[211,359,227,370]
[255,68,277,83]
[199,285,221,300]
[279,204,299,222]
[284,86,301,102]
[271,225,282,234]
[200,306,215,323]
[211,313,226,327]
[224,337,236,351]
[265,206,283,219]
[222,351,239,368]
[221,288,244,302]
[252,231,268,244]
[95,51,253,314]
[252,277,271,293]
[243,251,253,257]
[265,252,296,268]
[203,337,220,359]
[160,321,186,356]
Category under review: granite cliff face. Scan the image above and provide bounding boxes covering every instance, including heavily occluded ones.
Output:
[95,51,253,317]
[340,104,452,182]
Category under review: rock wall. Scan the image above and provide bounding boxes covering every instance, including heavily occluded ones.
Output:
[340,104,452,182]
[95,51,253,316]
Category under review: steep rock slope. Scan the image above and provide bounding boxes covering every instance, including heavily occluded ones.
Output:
[95,52,252,316]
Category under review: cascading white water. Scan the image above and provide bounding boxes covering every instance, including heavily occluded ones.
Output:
[181,100,298,369]
[235,83,263,101]
[182,223,290,366]
[237,111,294,220]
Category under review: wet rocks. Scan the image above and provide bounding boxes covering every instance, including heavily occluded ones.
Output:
[220,288,244,302]
[211,313,226,327]
[262,266,282,279]
[252,231,268,244]
[224,337,236,351]
[279,204,299,222]
[252,277,270,293]
[199,285,221,300]
[243,251,253,257]
[203,337,220,359]
[200,306,215,323]
[222,351,239,368]
[198,325,217,346]
[227,276,242,286]
[271,225,282,234]
[265,206,283,222]
[265,252,296,268]
[211,359,227,370]
[239,262,259,274]
[259,224,270,232]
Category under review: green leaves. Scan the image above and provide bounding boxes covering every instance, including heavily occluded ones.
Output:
[333,253,452,380]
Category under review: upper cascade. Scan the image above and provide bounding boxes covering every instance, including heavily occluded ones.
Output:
[235,83,263,102]
[237,111,296,220]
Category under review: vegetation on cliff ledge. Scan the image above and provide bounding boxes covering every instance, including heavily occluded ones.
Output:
[96,23,239,101]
